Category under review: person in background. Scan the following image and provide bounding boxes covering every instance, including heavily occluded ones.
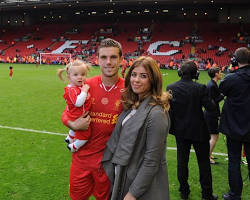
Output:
[167,60,217,200]
[9,66,13,80]
[57,60,91,152]
[220,47,250,200]
[204,67,224,164]
[102,56,171,200]
[63,38,125,200]
[35,56,39,68]
[242,145,247,165]
[121,58,128,78]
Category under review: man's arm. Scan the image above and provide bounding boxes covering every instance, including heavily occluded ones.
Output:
[68,115,91,131]
[201,85,216,112]
[219,73,233,96]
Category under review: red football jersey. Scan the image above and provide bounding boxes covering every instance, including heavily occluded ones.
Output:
[63,85,91,140]
[72,75,124,169]
[9,68,13,76]
[63,85,90,119]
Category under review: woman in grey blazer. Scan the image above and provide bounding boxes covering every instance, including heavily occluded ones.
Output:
[102,56,172,200]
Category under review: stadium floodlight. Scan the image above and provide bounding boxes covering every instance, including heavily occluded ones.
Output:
[39,53,71,65]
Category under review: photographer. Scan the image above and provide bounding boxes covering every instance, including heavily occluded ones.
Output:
[167,60,217,200]
[229,56,239,72]
[220,47,250,200]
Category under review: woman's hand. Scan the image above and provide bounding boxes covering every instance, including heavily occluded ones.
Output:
[124,192,136,200]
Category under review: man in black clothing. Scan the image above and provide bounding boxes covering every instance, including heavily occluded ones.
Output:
[220,47,250,200]
[167,60,217,200]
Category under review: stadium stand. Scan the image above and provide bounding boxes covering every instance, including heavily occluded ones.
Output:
[0,0,249,69]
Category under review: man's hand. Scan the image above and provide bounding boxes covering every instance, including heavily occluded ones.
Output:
[68,113,91,131]
[124,192,136,200]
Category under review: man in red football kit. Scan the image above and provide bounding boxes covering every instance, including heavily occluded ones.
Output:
[65,38,124,200]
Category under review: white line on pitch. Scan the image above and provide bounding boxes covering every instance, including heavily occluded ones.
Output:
[0,124,228,157]
[167,147,227,157]
[0,124,67,136]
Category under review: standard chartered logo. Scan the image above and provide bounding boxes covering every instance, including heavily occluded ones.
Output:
[90,112,119,125]
[111,114,118,124]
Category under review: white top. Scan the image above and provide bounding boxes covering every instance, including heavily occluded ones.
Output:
[122,109,137,126]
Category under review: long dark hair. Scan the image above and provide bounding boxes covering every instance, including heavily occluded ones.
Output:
[122,56,171,111]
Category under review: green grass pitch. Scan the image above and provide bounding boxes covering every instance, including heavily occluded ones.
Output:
[0,63,249,200]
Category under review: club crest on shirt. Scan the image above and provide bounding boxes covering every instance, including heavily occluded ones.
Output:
[114,100,121,110]
[101,97,109,105]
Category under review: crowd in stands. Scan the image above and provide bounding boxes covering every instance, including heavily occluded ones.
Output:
[0,22,249,72]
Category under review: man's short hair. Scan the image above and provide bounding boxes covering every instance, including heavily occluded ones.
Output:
[234,47,250,64]
[97,38,122,57]
[208,67,220,78]
[180,60,199,79]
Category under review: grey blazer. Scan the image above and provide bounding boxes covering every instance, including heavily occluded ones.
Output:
[102,97,171,200]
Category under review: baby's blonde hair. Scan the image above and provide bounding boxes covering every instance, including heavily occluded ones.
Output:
[57,59,91,82]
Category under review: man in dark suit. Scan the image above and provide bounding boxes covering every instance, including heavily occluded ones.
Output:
[167,60,217,200]
[220,47,250,200]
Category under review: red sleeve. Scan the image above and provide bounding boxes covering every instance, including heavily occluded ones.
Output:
[61,108,69,127]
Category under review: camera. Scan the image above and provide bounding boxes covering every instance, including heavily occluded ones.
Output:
[230,56,238,67]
